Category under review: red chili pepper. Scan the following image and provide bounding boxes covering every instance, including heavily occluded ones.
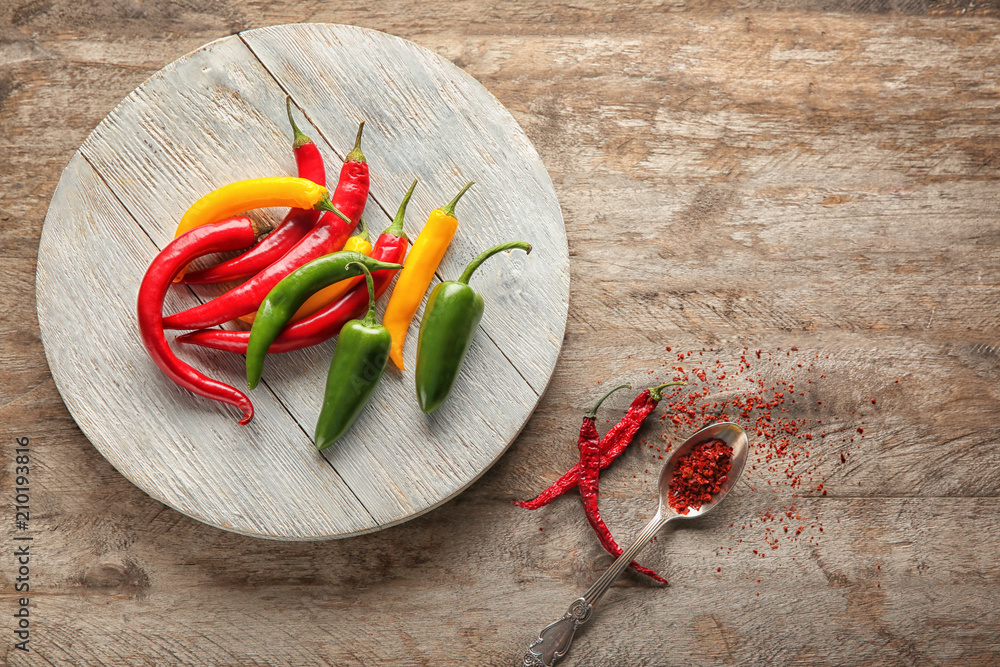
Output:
[181,209,318,285]
[514,382,683,510]
[179,98,327,285]
[578,384,666,584]
[175,208,410,354]
[162,122,369,330]
[286,96,326,192]
[137,217,270,424]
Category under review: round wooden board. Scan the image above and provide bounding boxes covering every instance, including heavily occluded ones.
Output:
[35,24,569,540]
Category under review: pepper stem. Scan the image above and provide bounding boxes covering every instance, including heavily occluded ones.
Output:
[348,262,377,327]
[250,219,275,238]
[458,240,532,285]
[286,96,312,150]
[345,120,366,164]
[439,181,474,217]
[586,383,631,418]
[314,195,352,224]
[649,381,685,402]
[384,179,417,239]
[353,216,370,242]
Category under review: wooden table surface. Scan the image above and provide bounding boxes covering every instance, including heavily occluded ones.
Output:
[3,1,999,665]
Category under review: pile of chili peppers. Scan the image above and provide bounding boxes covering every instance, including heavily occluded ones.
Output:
[137,96,532,443]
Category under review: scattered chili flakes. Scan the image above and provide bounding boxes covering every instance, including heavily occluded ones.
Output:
[639,344,873,570]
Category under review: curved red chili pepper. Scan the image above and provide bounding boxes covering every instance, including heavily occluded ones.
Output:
[514,383,683,510]
[180,210,320,285]
[175,232,408,354]
[179,99,326,285]
[137,217,268,424]
[162,123,369,331]
[578,384,667,584]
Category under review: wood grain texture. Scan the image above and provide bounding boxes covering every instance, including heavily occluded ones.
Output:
[3,1,1000,665]
[36,25,569,538]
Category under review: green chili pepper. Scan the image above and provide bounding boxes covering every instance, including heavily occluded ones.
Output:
[415,240,532,414]
[246,250,402,390]
[314,262,392,450]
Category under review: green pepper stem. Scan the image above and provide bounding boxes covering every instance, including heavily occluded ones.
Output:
[315,196,351,223]
[345,120,366,164]
[586,383,631,418]
[457,240,532,285]
[348,262,377,326]
[383,179,417,239]
[354,216,370,242]
[286,96,312,150]
[439,181,474,218]
[649,381,685,402]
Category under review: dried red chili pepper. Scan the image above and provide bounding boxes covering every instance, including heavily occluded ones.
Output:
[174,187,413,354]
[162,123,369,330]
[578,384,667,584]
[514,382,683,510]
[137,217,271,424]
[180,98,328,285]
[668,439,732,514]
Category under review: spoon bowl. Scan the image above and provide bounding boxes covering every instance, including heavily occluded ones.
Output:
[658,421,749,520]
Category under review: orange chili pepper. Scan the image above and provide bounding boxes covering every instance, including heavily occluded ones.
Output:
[382,181,473,370]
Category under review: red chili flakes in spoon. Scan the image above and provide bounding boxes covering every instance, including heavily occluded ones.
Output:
[667,439,733,514]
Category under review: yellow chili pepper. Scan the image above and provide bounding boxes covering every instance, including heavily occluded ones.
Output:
[172,176,347,282]
[238,218,374,325]
[174,176,335,238]
[383,181,474,370]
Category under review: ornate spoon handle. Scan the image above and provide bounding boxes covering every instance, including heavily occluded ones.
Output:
[522,511,671,666]
[521,597,591,667]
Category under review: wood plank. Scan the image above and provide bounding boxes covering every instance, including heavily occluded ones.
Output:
[76,35,337,267]
[6,496,1000,666]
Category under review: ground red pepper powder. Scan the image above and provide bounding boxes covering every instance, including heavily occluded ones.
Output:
[667,439,732,514]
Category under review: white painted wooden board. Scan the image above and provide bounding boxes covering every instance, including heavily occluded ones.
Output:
[35,24,569,540]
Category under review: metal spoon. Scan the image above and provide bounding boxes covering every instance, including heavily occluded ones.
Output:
[521,421,749,667]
